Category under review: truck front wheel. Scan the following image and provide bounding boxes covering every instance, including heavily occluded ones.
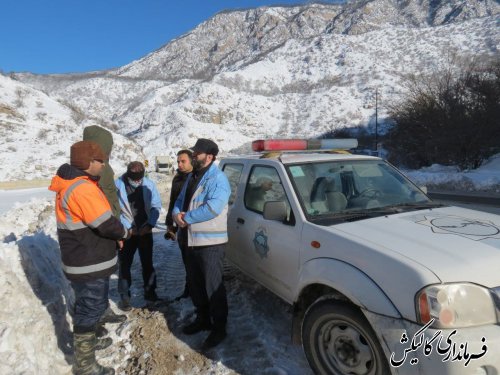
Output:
[302,300,390,375]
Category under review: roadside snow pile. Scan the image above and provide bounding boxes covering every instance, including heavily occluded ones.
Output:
[404,154,500,194]
[0,198,72,374]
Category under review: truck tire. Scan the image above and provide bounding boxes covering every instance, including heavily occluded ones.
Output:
[302,300,390,375]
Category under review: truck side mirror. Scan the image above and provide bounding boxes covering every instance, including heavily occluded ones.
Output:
[263,201,287,221]
[419,186,428,194]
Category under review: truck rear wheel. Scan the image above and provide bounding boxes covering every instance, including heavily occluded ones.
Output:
[302,300,390,375]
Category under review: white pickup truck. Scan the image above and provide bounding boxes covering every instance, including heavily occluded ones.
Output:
[220,139,500,375]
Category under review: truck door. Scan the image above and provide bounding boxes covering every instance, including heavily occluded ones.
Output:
[221,162,244,267]
[236,165,300,302]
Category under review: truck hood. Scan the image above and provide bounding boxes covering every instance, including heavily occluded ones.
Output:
[332,206,500,288]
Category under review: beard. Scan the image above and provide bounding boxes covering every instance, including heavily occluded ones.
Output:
[192,155,208,171]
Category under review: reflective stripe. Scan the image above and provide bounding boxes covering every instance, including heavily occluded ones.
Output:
[88,210,112,229]
[192,231,227,236]
[62,256,117,275]
[57,221,87,230]
[186,166,229,247]
[189,236,227,246]
[61,180,87,224]
[59,179,113,229]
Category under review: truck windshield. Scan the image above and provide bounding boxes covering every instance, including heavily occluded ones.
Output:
[286,160,433,221]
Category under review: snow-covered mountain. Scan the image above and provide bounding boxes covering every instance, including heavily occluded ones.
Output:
[0,74,143,181]
[5,0,500,181]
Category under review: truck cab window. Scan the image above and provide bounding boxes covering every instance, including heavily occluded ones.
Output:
[222,163,243,205]
[245,166,293,223]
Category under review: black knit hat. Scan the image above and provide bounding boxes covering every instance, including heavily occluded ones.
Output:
[126,161,145,181]
[190,138,219,156]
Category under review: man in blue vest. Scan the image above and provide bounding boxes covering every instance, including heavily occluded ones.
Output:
[173,138,230,349]
[116,161,162,310]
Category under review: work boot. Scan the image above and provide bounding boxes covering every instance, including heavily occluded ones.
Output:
[99,307,127,324]
[95,337,113,351]
[117,296,132,312]
[201,328,227,350]
[73,330,115,375]
[182,315,212,335]
[95,324,108,338]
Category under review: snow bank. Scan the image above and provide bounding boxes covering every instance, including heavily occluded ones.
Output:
[403,153,500,194]
[0,198,72,374]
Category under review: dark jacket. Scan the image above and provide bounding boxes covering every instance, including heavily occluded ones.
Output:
[49,164,127,282]
[116,174,162,230]
[83,125,121,218]
[165,170,190,230]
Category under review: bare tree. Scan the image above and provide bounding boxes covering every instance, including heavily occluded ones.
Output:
[385,57,500,170]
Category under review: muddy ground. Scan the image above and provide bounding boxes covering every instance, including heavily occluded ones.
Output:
[97,238,311,375]
[94,172,311,375]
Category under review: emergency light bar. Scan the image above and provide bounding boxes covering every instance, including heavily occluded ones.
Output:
[251,139,358,152]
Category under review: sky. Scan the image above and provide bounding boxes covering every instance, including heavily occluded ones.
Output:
[0,0,340,75]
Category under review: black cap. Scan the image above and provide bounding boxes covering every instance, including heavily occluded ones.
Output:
[190,138,219,156]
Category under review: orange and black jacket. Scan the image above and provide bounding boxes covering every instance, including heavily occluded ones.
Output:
[49,164,128,282]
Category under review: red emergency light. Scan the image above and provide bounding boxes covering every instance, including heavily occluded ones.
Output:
[251,139,358,152]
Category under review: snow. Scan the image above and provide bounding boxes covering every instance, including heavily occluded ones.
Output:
[0,73,143,181]
[6,3,498,177]
[0,198,71,375]
[0,1,498,372]
[0,187,54,215]
[0,158,499,374]
[404,153,500,193]
[0,185,312,374]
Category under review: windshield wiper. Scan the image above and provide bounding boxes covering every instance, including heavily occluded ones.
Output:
[312,211,376,225]
[363,202,445,215]
[389,202,445,210]
[310,202,446,225]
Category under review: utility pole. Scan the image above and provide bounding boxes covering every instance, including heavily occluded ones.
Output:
[375,88,378,153]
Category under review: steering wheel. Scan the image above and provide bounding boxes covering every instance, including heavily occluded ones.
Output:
[358,188,382,199]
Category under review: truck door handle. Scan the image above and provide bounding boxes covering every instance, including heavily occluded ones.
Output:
[237,218,245,224]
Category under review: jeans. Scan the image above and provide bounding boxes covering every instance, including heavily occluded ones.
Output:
[70,277,109,331]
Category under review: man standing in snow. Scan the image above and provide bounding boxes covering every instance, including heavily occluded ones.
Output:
[83,125,127,333]
[164,149,193,301]
[83,125,120,218]
[173,138,230,349]
[115,161,162,310]
[50,141,130,375]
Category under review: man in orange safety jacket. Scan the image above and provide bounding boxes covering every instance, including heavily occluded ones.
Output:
[49,140,130,375]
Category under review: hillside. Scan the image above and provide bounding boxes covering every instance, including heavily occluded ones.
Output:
[5,0,499,180]
[0,74,143,181]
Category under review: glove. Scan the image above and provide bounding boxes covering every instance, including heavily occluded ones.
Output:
[164,230,176,241]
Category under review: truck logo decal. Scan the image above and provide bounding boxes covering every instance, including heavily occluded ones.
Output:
[253,227,269,258]
[415,214,500,241]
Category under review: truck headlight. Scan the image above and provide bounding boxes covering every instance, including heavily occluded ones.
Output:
[416,283,498,328]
